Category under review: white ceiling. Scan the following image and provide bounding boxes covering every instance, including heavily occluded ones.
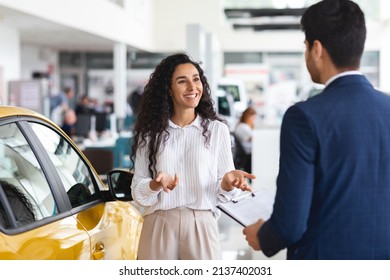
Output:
[0,0,381,52]
[0,6,116,51]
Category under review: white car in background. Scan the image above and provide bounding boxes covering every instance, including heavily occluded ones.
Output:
[218,77,248,118]
[214,89,237,132]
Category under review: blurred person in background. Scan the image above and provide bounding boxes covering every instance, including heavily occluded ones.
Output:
[233,107,257,173]
[127,86,143,117]
[61,109,77,138]
[50,87,75,125]
[75,95,95,116]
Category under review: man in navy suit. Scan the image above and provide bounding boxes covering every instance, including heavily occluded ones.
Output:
[243,0,390,259]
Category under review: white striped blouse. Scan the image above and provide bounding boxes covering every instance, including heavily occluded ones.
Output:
[130,115,241,217]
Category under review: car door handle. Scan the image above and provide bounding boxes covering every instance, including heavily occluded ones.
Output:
[92,241,106,260]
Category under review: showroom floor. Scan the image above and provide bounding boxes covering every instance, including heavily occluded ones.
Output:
[218,211,286,260]
[218,185,286,260]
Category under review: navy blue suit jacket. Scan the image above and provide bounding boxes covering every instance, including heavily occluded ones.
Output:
[259,74,390,259]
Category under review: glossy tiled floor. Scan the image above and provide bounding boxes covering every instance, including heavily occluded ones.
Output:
[218,211,286,260]
[218,183,287,260]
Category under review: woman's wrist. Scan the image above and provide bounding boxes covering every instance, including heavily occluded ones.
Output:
[149,179,162,191]
[221,175,234,192]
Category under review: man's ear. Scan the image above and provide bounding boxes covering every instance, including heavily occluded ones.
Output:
[312,40,323,61]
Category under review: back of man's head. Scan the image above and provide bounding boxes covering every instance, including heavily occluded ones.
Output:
[301,0,366,69]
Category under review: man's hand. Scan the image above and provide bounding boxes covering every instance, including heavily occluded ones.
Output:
[243,219,265,251]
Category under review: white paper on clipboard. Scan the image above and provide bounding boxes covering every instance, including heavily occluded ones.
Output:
[217,188,274,227]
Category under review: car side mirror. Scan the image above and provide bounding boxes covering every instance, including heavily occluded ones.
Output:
[106,169,133,201]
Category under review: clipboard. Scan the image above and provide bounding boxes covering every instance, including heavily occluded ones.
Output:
[217,189,274,227]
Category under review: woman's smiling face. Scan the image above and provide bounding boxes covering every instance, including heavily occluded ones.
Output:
[170,63,203,111]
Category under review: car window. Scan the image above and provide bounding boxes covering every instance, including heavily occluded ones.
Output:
[29,122,98,208]
[218,96,231,116]
[0,179,36,228]
[0,122,56,228]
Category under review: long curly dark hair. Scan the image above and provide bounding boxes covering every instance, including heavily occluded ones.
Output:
[131,53,224,177]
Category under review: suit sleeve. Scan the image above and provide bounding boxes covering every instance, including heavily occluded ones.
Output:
[259,104,317,257]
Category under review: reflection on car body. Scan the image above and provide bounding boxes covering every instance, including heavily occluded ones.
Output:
[0,106,142,260]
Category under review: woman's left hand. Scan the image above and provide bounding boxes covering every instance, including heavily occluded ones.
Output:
[221,170,256,192]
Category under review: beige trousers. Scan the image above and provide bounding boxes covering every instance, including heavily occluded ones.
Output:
[137,208,221,260]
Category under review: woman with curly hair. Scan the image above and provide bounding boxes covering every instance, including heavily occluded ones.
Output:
[130,53,255,260]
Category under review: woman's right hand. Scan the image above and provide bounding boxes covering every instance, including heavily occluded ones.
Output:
[150,172,179,192]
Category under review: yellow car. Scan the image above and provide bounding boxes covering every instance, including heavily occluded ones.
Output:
[0,106,143,259]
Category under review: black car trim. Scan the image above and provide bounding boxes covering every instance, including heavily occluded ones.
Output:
[0,209,75,235]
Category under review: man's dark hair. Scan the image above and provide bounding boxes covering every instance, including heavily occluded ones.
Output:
[301,0,366,69]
